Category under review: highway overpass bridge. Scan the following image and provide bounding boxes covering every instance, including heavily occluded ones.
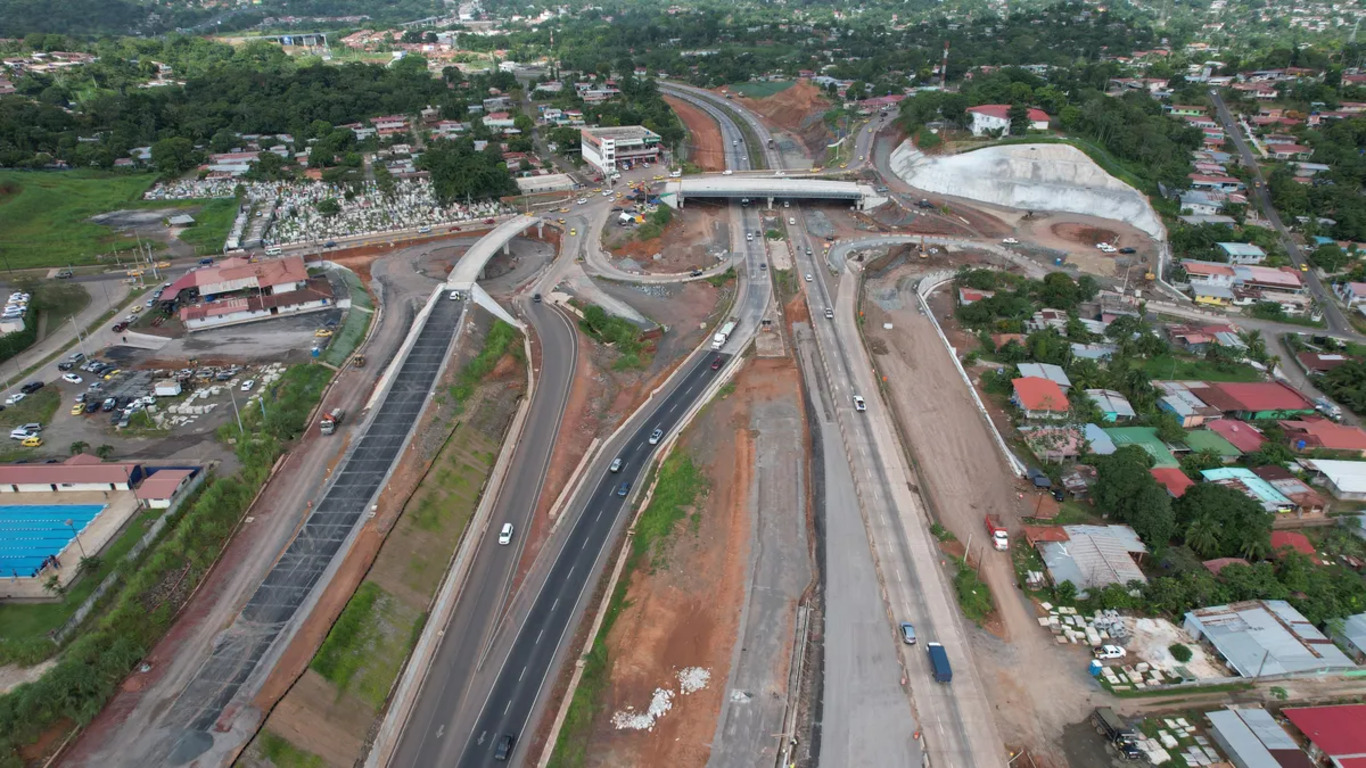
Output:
[446,213,547,329]
[662,176,887,211]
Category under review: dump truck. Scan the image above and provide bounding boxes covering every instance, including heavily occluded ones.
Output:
[984,514,1009,551]
[927,642,952,683]
[320,408,345,435]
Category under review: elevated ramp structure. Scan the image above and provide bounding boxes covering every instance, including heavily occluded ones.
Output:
[663,176,887,211]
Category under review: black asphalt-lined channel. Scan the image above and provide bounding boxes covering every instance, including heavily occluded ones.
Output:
[163,296,465,765]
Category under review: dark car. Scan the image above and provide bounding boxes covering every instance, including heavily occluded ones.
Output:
[1051,488,1065,502]
[493,734,515,761]
[20,381,44,394]
[710,357,723,370]
[532,293,542,303]
[1118,247,1136,254]
[323,240,337,248]
[112,321,128,333]
[57,361,74,372]
[616,481,631,497]
[689,269,703,277]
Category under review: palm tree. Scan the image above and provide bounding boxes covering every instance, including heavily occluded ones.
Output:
[1238,330,1270,366]
[1185,516,1224,558]
[1238,532,1271,561]
[94,444,115,460]
[70,440,89,456]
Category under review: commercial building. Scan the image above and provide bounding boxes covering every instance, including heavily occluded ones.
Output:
[1195,382,1315,421]
[1183,600,1356,677]
[165,255,336,332]
[514,173,576,194]
[0,455,145,493]
[580,125,662,175]
[1206,707,1314,768]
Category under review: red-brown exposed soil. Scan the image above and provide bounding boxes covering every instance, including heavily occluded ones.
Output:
[666,95,726,172]
[606,204,728,274]
[584,358,799,767]
[731,80,833,159]
[1049,222,1118,246]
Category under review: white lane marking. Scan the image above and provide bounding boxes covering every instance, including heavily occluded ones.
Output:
[504,701,512,714]
[551,598,560,612]
[566,566,575,580]
[595,509,604,522]
[519,666,527,681]
[536,629,545,644]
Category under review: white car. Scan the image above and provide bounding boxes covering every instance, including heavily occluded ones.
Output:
[240,379,256,392]
[1094,644,1127,660]
[576,197,589,205]
[1002,238,1019,244]
[497,523,514,545]
[853,395,867,412]
[602,190,613,197]
[61,373,82,384]
[4,392,25,406]
[722,169,734,175]
[804,274,813,282]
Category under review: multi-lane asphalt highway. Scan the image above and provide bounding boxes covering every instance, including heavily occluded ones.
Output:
[456,351,731,765]
[394,92,772,767]
[391,297,578,767]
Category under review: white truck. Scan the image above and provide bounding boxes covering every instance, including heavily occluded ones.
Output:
[711,320,737,350]
[320,408,345,435]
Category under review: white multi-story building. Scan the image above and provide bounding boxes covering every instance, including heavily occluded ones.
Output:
[580,125,662,175]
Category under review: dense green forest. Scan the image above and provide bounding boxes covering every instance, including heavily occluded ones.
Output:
[0,0,442,37]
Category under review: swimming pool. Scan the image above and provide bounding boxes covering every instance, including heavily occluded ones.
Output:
[0,504,106,578]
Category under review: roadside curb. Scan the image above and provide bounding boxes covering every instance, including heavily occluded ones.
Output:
[547,437,600,521]
[364,326,537,768]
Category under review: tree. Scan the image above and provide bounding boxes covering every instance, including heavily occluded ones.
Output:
[315,198,341,217]
[69,440,88,456]
[1311,244,1350,273]
[1092,446,1175,547]
[150,137,196,177]
[1007,103,1031,135]
[1184,516,1224,558]
[94,444,114,459]
[1174,483,1271,559]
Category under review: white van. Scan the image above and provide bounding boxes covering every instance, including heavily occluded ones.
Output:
[264,246,282,257]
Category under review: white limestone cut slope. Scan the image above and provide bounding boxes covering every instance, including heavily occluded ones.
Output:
[889,141,1165,240]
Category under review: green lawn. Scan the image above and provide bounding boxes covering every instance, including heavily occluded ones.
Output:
[727,81,794,99]
[1139,354,1263,383]
[259,732,328,768]
[0,170,235,269]
[321,269,374,366]
[0,171,158,268]
[34,282,90,332]
[175,198,238,255]
[0,387,60,430]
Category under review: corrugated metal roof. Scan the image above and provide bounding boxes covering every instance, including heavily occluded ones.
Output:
[1185,600,1355,677]
[1208,708,1314,768]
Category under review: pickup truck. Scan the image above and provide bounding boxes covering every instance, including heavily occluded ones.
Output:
[984,514,1009,551]
[927,642,952,683]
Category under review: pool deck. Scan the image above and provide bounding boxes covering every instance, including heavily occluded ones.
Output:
[0,491,142,601]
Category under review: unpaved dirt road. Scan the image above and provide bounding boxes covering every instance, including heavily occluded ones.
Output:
[862,264,1102,767]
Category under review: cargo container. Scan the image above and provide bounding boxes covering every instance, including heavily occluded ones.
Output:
[927,642,952,683]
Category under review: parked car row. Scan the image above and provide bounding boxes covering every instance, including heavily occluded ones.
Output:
[3,291,29,321]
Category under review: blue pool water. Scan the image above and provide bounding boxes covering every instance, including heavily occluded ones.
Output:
[0,504,106,578]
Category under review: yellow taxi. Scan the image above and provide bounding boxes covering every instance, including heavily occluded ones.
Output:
[21,436,42,448]
[71,402,85,416]
[104,369,121,380]
[840,163,848,168]
[155,261,171,268]
[315,328,333,338]
[570,229,578,236]
[559,207,570,213]
[557,217,566,224]
[1300,263,1310,272]
[131,305,143,314]
[652,174,664,180]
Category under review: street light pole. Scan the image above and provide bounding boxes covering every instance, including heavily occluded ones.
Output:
[64,519,87,559]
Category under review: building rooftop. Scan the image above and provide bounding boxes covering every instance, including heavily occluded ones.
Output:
[966,104,1050,122]
[1184,600,1355,677]
[1086,389,1136,418]
[1217,242,1268,258]
[580,125,662,142]
[1198,382,1313,415]
[1184,428,1243,458]
[1201,467,1294,510]
[1202,557,1249,575]
[1084,423,1117,455]
[1104,426,1180,467]
[1037,524,1148,596]
[0,455,140,487]
[1299,459,1366,495]
[1284,705,1366,760]
[1207,419,1267,453]
[1016,363,1070,387]
[1206,707,1315,768]
[134,468,196,500]
[1280,418,1366,452]
[1151,467,1195,497]
[1012,377,1069,412]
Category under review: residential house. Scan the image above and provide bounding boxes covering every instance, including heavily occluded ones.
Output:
[1193,381,1315,420]
[1083,423,1118,456]
[1200,467,1295,513]
[1206,419,1266,453]
[1156,381,1223,427]
[1206,707,1315,768]
[1296,352,1350,374]
[1333,281,1366,306]
[1011,377,1070,420]
[1285,706,1366,766]
[1035,524,1148,597]
[1269,531,1321,563]
[965,104,1050,136]
[1216,242,1267,264]
[1330,613,1366,663]
[1025,308,1068,332]
[1020,426,1085,462]
[1266,143,1312,161]
[1252,465,1325,516]
[1280,417,1366,456]
[1183,429,1243,462]
[1151,467,1195,498]
[1104,426,1180,467]
[1017,363,1071,391]
[1179,189,1225,215]
[1202,557,1250,575]
[958,287,994,305]
[1086,389,1136,422]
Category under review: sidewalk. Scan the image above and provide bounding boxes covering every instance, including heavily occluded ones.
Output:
[4,277,133,382]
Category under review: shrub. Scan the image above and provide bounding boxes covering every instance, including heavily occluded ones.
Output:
[1169,643,1192,663]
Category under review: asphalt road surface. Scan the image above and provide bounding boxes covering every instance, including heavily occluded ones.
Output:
[456,351,732,766]
[1208,89,1350,334]
[391,298,580,768]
